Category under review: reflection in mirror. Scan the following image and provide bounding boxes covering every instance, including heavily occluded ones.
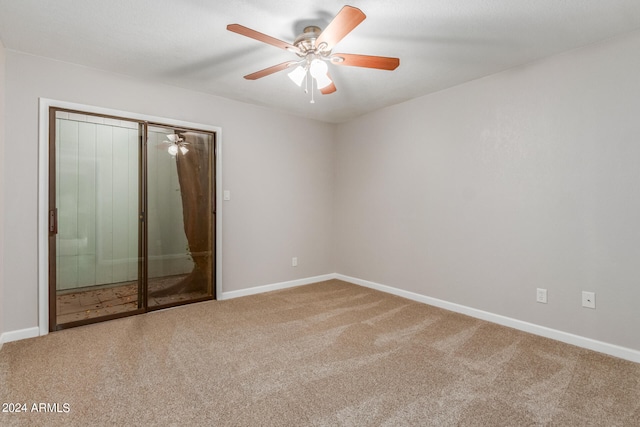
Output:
[147,126,214,306]
[54,111,141,325]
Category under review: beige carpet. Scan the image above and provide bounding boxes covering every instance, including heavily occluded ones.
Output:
[1,279,639,426]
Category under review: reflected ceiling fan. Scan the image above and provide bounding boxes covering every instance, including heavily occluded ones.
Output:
[227,5,399,102]
[161,134,190,156]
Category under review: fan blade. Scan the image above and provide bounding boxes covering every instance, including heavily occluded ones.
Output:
[320,82,337,95]
[331,53,399,70]
[316,6,366,51]
[321,72,337,95]
[244,61,299,80]
[227,24,300,54]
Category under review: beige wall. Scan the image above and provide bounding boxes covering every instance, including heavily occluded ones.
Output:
[334,30,640,351]
[2,51,335,334]
[2,29,640,355]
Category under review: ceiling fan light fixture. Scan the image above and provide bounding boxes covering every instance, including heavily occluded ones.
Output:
[166,133,189,156]
[288,65,306,87]
[166,134,182,143]
[314,72,333,90]
[227,5,399,100]
[309,58,332,89]
[309,58,328,78]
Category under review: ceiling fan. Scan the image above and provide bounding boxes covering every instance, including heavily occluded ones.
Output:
[227,5,399,102]
[161,134,190,156]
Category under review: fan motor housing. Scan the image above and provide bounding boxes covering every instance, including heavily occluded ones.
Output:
[293,26,328,55]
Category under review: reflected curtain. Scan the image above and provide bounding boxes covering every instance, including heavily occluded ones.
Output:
[150,133,212,296]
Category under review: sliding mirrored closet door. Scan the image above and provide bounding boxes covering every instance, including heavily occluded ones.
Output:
[49,109,215,331]
[146,125,215,307]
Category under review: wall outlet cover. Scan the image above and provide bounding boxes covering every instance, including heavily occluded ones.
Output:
[582,291,596,309]
[536,288,547,304]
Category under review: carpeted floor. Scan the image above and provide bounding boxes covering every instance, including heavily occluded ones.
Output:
[1,279,639,426]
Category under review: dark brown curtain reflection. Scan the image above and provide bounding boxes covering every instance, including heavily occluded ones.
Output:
[150,133,212,297]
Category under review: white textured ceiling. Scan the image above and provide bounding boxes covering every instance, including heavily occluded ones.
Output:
[2,0,640,123]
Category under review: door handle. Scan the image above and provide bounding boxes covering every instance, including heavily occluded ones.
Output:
[49,208,58,234]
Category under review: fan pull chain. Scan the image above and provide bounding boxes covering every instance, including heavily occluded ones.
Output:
[304,69,309,94]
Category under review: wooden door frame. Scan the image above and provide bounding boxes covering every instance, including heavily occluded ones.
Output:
[38,98,222,336]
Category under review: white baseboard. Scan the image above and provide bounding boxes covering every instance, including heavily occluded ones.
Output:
[4,274,639,364]
[220,273,337,300]
[3,275,337,345]
[0,327,40,346]
[336,274,640,364]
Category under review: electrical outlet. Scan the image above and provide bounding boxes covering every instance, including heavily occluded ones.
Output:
[292,257,298,267]
[582,291,596,309]
[536,288,547,304]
